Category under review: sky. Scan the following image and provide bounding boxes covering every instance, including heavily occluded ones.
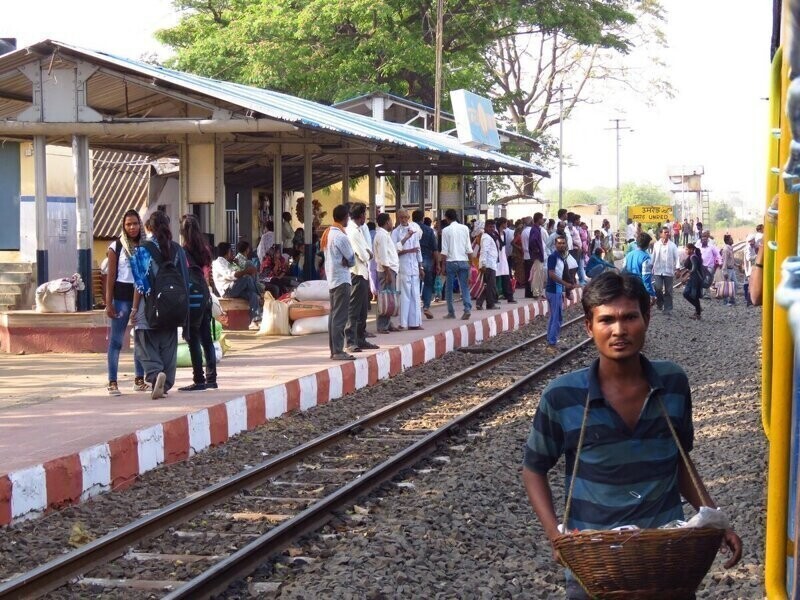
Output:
[541,0,773,213]
[5,0,774,212]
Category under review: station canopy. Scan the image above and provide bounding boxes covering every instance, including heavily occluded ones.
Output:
[0,40,549,192]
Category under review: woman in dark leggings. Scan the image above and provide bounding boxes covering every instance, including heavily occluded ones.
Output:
[179,214,217,391]
[682,242,704,319]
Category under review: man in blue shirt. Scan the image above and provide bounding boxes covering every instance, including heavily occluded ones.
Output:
[323,204,356,360]
[522,271,742,598]
[545,235,575,352]
[413,209,438,320]
[623,232,656,297]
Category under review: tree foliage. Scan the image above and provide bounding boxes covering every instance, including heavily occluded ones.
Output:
[156,0,643,106]
[561,183,670,211]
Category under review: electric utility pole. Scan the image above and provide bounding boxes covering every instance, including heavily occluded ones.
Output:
[606,118,633,237]
[557,85,573,210]
[434,0,444,132]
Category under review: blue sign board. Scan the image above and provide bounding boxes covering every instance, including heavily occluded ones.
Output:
[450,89,501,150]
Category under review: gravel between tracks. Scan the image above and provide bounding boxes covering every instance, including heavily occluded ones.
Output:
[242,298,765,599]
[0,304,580,588]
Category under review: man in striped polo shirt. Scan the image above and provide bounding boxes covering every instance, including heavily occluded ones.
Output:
[522,271,741,598]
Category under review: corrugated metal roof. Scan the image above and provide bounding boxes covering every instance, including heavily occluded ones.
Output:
[0,40,547,178]
[333,91,543,150]
[91,150,150,239]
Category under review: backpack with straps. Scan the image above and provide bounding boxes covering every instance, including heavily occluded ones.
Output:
[142,241,189,329]
[185,250,211,328]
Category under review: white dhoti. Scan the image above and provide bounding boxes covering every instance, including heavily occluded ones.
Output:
[529,259,545,296]
[398,271,422,328]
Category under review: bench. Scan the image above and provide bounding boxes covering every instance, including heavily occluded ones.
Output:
[217,297,253,330]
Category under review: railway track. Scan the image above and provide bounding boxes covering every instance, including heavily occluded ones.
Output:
[2,251,747,599]
[0,312,592,599]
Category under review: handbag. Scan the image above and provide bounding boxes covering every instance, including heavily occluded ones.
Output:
[469,267,485,300]
[712,280,735,299]
[377,289,400,317]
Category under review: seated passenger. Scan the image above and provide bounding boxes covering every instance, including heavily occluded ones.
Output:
[586,247,616,278]
[260,244,291,297]
[234,240,258,271]
[212,242,262,330]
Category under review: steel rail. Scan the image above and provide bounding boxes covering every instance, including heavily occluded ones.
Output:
[164,337,595,599]
[0,314,586,599]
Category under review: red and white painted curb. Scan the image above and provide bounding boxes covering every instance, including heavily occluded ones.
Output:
[0,290,582,525]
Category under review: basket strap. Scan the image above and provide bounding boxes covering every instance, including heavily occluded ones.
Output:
[656,395,708,505]
[562,392,591,531]
[563,392,706,530]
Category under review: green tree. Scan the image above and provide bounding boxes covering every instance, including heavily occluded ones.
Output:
[156,0,642,106]
[710,201,736,229]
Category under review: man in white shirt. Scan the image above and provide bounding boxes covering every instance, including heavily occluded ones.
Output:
[256,222,275,263]
[391,208,424,330]
[373,212,400,333]
[477,220,500,310]
[496,217,517,303]
[440,208,474,319]
[626,218,637,243]
[651,226,680,314]
[281,212,295,253]
[213,242,263,330]
[520,217,533,297]
[323,205,356,360]
[345,203,379,353]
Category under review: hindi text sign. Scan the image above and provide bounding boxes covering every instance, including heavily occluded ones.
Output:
[628,205,673,222]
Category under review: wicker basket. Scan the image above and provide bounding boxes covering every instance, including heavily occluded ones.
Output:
[555,394,726,599]
[554,527,724,599]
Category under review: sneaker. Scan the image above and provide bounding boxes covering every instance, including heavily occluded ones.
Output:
[423,309,434,319]
[179,383,207,392]
[461,311,471,320]
[133,377,150,392]
[206,382,218,389]
[152,372,167,400]
[107,381,121,396]
[545,344,559,354]
[249,321,261,331]
[444,313,456,319]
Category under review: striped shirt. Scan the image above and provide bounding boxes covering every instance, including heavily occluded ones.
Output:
[523,356,693,531]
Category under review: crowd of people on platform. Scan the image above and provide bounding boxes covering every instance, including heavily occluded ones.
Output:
[104,208,311,398]
[104,203,760,395]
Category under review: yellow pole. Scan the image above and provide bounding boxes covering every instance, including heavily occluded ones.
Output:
[763,46,783,438]
[765,10,797,593]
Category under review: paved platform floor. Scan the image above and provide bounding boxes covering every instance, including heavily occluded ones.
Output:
[0,294,549,475]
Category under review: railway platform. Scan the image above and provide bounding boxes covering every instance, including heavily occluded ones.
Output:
[0,290,582,524]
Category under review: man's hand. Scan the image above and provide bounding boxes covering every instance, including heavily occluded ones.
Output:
[105,304,118,319]
[720,529,743,568]
[245,265,258,276]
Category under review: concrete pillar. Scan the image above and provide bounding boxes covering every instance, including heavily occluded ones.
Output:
[178,141,188,219]
[33,135,48,284]
[214,140,225,246]
[368,155,377,222]
[72,135,92,311]
[342,155,350,205]
[418,171,425,214]
[304,151,314,280]
[273,148,282,246]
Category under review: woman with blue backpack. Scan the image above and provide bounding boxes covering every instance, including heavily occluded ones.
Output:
[130,211,190,399]
[179,214,216,392]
